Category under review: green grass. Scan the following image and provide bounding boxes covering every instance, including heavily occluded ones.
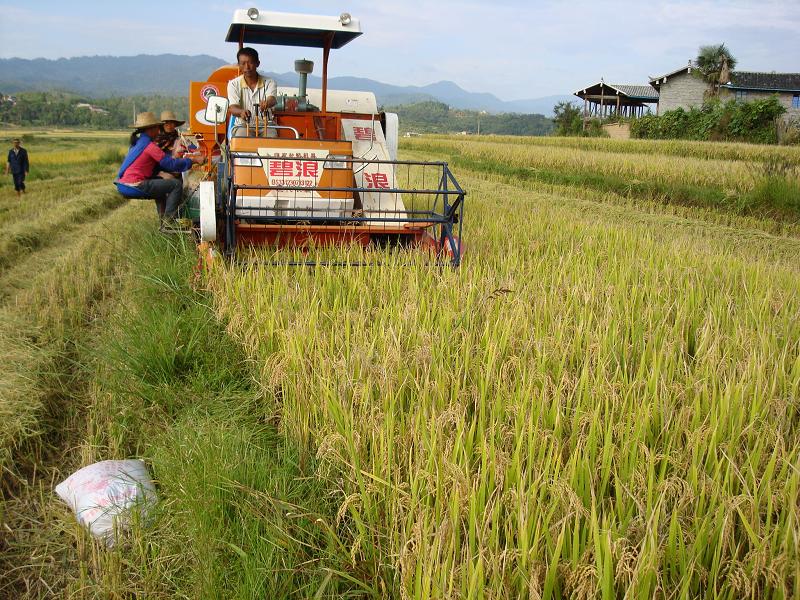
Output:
[58,234,369,598]
[0,213,366,598]
[0,203,149,470]
[0,186,125,270]
[97,146,127,165]
[0,131,154,596]
[746,159,800,214]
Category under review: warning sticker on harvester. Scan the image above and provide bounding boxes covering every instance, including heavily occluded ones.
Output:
[257,148,329,191]
[249,147,353,219]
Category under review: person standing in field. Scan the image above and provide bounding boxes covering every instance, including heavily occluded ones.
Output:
[115,112,205,231]
[227,47,277,137]
[5,138,29,197]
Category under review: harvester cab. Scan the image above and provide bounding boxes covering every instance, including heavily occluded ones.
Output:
[184,8,465,266]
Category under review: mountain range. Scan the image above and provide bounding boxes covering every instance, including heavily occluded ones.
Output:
[0,54,570,116]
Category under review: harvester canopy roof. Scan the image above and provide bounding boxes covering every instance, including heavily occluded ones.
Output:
[226,9,362,49]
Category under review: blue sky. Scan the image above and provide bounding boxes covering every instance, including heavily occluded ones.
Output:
[1,1,798,100]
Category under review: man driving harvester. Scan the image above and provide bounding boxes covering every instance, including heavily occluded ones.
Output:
[227,47,277,137]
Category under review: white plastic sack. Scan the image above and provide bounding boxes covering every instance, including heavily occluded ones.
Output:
[55,459,157,546]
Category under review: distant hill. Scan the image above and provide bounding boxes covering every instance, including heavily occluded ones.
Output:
[0,54,568,116]
[0,55,227,96]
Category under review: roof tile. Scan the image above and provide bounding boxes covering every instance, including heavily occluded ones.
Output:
[609,84,659,100]
[726,72,800,91]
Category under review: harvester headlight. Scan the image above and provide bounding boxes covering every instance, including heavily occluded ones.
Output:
[247,7,259,20]
[339,12,351,25]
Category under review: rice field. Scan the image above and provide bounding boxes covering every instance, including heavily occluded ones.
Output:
[408,137,759,190]
[208,142,800,598]
[443,134,800,164]
[1,131,799,598]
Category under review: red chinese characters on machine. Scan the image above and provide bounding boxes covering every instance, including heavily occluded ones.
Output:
[364,172,390,189]
[268,160,319,179]
[352,126,376,141]
[262,151,325,188]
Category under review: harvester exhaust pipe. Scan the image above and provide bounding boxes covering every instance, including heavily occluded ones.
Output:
[294,59,314,98]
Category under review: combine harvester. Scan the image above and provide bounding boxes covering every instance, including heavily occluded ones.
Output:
[183,7,465,266]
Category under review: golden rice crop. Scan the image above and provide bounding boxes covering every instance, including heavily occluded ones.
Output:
[430,134,800,165]
[209,168,800,598]
[405,137,792,192]
[0,202,149,471]
[27,149,109,166]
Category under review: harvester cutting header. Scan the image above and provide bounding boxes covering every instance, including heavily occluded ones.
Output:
[181,7,465,266]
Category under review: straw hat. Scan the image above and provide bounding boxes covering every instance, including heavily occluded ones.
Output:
[160,111,185,126]
[130,111,163,129]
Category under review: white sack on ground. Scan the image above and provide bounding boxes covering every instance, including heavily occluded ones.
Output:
[55,459,157,547]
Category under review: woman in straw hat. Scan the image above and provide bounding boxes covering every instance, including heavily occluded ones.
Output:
[153,111,185,179]
[115,111,205,230]
[160,110,185,134]
[156,110,186,162]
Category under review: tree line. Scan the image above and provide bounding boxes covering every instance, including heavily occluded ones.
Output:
[0,91,189,129]
[384,101,553,136]
[1,92,554,137]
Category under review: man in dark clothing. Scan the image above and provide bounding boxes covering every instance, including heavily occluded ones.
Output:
[6,138,29,197]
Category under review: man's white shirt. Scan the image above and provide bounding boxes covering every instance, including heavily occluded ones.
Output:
[227,74,277,128]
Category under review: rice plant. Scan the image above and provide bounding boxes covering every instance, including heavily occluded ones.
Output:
[209,167,800,598]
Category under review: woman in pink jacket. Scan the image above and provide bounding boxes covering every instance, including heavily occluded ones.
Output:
[115,112,205,228]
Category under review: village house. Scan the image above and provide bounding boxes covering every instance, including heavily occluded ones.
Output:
[75,102,109,115]
[574,61,800,139]
[649,63,800,115]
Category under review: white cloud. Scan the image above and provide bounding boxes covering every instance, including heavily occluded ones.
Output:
[1,1,798,98]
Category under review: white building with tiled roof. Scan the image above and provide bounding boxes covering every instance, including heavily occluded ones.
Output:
[650,63,800,115]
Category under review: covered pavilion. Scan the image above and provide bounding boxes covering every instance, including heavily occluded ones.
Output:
[574,81,659,126]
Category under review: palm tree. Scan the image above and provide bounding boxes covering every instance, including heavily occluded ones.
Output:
[695,44,737,97]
